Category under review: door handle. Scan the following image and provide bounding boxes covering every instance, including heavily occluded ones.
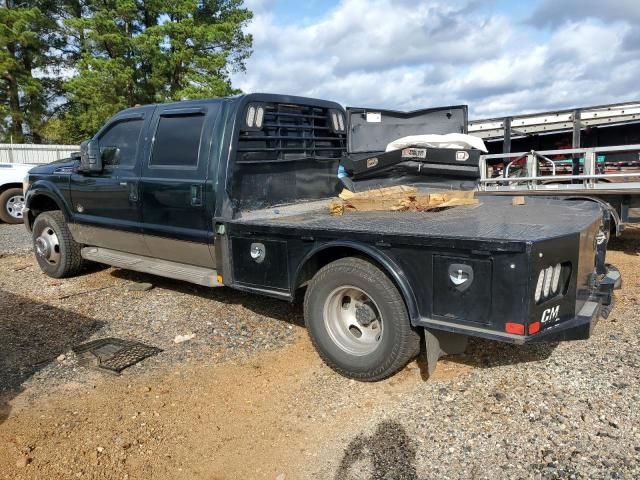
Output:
[190,184,203,206]
[127,181,139,202]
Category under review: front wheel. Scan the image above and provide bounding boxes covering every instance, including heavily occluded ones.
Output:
[0,187,26,224]
[32,210,85,278]
[304,257,421,381]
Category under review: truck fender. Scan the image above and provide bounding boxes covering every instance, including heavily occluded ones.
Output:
[294,241,421,323]
[562,196,621,236]
[25,182,72,228]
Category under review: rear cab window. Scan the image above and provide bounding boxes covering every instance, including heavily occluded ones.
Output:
[150,113,206,168]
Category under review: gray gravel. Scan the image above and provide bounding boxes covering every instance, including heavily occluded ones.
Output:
[316,319,640,480]
[310,232,640,480]
[0,233,299,399]
[0,223,31,255]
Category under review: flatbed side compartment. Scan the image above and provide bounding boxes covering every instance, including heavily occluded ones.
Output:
[223,222,531,331]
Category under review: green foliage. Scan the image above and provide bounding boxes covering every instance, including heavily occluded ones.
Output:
[0,1,58,143]
[1,0,253,144]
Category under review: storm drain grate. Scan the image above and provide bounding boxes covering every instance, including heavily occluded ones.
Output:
[72,338,162,374]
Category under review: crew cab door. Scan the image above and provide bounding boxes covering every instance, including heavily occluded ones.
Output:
[69,110,152,255]
[139,104,219,267]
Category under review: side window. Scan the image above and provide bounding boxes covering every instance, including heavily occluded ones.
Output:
[150,114,205,168]
[98,118,144,169]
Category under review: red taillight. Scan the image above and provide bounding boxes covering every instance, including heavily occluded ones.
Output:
[528,321,541,335]
[505,322,525,335]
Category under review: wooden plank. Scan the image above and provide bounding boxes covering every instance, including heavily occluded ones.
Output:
[329,186,479,215]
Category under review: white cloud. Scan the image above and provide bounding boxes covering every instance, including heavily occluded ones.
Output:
[233,0,640,118]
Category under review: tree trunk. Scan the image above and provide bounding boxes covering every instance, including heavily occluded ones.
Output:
[5,44,24,143]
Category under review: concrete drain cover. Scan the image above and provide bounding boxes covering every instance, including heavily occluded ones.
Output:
[72,338,162,374]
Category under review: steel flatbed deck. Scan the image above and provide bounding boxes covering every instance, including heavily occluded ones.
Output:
[234,195,602,246]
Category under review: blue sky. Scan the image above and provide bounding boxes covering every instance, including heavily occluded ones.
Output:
[234,0,640,118]
[270,0,341,25]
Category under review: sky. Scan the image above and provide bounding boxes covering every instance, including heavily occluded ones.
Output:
[232,0,640,119]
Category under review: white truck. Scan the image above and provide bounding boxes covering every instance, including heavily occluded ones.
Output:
[0,162,32,224]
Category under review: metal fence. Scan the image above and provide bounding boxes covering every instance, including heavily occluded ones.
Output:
[0,143,80,164]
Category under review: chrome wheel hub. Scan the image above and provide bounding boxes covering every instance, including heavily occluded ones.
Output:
[6,195,25,219]
[35,227,61,264]
[323,286,384,356]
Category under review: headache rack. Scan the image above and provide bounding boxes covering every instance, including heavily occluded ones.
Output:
[231,101,347,211]
[236,102,346,164]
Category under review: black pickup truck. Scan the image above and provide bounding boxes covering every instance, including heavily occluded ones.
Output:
[23,93,621,381]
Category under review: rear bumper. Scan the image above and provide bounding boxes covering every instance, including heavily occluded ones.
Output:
[416,265,621,344]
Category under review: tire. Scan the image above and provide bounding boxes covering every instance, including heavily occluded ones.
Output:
[304,257,421,381]
[0,187,26,224]
[32,210,85,278]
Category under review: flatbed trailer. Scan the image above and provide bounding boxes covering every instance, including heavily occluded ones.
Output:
[469,101,640,233]
[477,144,640,233]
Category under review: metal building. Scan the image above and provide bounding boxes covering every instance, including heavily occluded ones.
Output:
[0,144,79,164]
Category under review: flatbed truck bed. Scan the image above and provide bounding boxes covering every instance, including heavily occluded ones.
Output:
[234,196,603,245]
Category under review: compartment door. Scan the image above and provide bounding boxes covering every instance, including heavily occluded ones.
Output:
[432,255,492,325]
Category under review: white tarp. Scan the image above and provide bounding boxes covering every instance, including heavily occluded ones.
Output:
[385,133,488,153]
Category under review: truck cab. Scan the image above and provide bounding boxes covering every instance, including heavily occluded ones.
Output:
[23,93,621,381]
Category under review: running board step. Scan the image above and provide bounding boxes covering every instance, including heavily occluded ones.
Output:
[81,247,221,287]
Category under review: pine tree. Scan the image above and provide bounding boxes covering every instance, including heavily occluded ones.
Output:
[49,0,253,143]
[0,0,58,143]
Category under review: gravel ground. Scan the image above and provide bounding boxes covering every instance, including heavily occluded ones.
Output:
[0,223,31,255]
[0,223,639,479]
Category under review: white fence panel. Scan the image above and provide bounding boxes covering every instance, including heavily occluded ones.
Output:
[0,144,80,164]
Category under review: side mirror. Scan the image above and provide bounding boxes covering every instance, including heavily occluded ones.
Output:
[101,146,121,167]
[79,139,102,173]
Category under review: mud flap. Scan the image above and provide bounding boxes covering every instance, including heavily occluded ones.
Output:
[424,329,469,376]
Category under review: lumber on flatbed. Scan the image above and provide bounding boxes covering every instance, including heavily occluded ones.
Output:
[329,186,479,216]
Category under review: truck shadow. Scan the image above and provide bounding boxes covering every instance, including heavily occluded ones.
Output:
[335,419,424,480]
[110,269,559,376]
[0,289,102,425]
[109,268,305,327]
[416,338,558,381]
[608,230,640,256]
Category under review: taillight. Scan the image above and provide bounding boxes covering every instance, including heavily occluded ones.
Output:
[505,322,525,335]
[528,321,541,335]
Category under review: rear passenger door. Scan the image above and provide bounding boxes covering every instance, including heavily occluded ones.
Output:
[140,104,218,267]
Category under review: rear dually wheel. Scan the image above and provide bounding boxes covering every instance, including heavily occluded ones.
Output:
[304,257,421,381]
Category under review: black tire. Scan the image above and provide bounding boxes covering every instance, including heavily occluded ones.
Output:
[304,257,421,381]
[0,187,25,224]
[32,210,85,278]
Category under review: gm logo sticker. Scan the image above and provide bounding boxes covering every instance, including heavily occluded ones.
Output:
[541,305,559,324]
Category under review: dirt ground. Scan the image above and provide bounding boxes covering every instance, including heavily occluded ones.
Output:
[0,226,639,479]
